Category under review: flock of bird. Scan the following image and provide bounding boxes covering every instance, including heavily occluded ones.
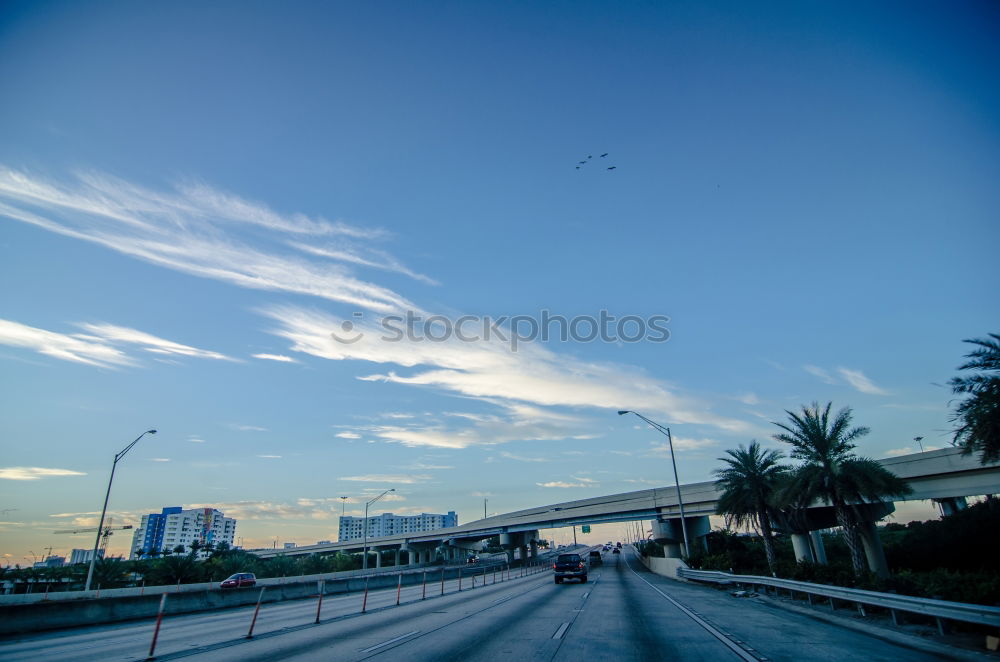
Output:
[576,153,615,170]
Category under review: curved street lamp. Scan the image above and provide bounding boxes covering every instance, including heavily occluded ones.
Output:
[618,410,691,557]
[362,488,395,571]
[84,429,157,591]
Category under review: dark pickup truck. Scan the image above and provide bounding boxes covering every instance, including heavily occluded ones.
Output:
[553,553,587,584]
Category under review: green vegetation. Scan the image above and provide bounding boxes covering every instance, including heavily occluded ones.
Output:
[950,332,1000,465]
[0,545,379,593]
[687,499,1000,606]
[772,402,911,576]
[712,441,786,575]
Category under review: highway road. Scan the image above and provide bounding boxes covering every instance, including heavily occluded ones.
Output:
[0,549,945,661]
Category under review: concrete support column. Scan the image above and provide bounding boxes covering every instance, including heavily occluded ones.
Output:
[394,549,401,566]
[935,496,968,517]
[809,531,828,565]
[530,538,538,559]
[375,549,382,568]
[663,543,682,559]
[791,533,815,563]
[857,521,889,578]
[519,545,528,564]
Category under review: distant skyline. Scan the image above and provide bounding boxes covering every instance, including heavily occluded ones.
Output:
[1,1,997,563]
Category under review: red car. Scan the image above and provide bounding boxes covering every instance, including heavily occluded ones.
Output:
[220,572,256,589]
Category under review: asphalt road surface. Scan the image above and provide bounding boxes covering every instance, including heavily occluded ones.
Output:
[0,549,945,661]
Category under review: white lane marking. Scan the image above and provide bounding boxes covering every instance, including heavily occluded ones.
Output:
[360,630,420,653]
[552,622,570,639]
[582,592,589,599]
[492,593,514,603]
[625,559,758,662]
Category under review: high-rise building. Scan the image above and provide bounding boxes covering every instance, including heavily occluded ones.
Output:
[69,548,103,564]
[338,511,458,541]
[130,507,236,558]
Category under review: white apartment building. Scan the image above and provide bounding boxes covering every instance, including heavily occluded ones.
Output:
[338,511,457,541]
[131,507,236,558]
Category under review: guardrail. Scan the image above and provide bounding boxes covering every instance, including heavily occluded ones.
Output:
[677,568,1000,632]
[0,553,534,606]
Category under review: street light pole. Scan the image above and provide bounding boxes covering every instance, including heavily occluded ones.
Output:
[84,429,157,592]
[618,411,691,557]
[362,488,394,571]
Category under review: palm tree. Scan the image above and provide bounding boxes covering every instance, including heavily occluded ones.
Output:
[713,441,787,575]
[772,402,911,576]
[950,333,1000,464]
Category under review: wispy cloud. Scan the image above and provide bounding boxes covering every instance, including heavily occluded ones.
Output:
[232,424,267,432]
[536,481,590,488]
[266,307,749,447]
[803,364,838,384]
[252,353,299,363]
[499,451,549,463]
[335,431,362,439]
[256,454,282,459]
[189,499,340,521]
[803,364,890,396]
[339,474,431,484]
[837,368,889,396]
[0,319,134,368]
[648,436,718,455]
[0,168,422,313]
[400,461,455,470]
[0,318,233,368]
[0,467,86,480]
[150,458,171,462]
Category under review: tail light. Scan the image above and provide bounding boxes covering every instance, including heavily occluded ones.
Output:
[578,562,584,569]
[552,563,557,570]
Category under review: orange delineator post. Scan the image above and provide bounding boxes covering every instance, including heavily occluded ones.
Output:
[146,593,168,660]
[246,587,266,638]
[314,580,325,624]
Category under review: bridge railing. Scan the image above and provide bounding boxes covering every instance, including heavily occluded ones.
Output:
[676,568,1000,630]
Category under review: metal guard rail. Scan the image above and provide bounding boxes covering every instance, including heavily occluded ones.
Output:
[677,568,1000,628]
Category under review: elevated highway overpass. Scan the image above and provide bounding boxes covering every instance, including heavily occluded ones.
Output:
[254,447,999,573]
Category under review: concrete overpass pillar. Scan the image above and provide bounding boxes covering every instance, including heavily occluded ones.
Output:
[394,548,401,566]
[810,531,828,565]
[935,496,968,516]
[791,533,815,563]
[518,545,528,564]
[375,549,382,568]
[530,538,538,559]
[858,521,889,578]
[663,543,682,559]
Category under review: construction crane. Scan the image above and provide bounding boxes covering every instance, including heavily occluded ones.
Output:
[54,518,134,555]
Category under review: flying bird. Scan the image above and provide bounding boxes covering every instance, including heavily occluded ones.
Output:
[587,155,593,159]
[600,153,608,158]
[607,166,616,170]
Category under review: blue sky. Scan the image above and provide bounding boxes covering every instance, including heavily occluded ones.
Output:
[1,1,997,562]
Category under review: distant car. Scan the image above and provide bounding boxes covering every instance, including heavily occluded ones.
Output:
[588,550,603,566]
[612,548,621,554]
[616,542,622,548]
[220,572,256,589]
[466,555,479,564]
[553,553,587,584]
